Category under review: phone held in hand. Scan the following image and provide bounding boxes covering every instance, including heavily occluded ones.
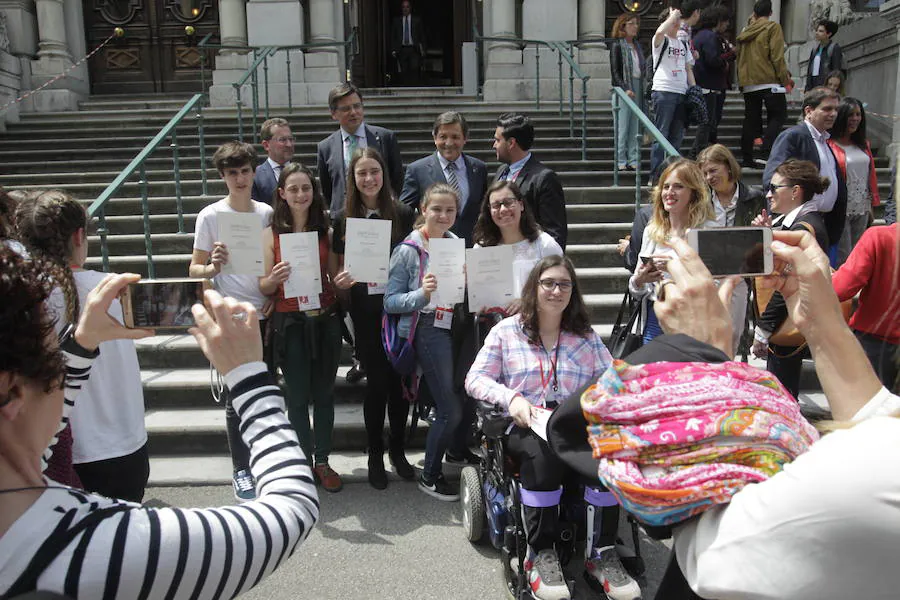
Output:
[686,227,774,277]
[121,278,211,329]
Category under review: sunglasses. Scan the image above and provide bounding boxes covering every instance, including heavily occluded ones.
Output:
[766,183,793,194]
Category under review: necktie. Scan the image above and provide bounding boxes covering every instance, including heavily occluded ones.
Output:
[404,16,411,46]
[273,163,282,184]
[345,134,358,166]
[445,161,460,195]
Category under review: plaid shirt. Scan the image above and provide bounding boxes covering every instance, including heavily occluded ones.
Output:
[465,315,613,410]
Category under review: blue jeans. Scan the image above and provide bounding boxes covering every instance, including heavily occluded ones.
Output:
[415,313,465,481]
[616,76,643,169]
[649,90,686,179]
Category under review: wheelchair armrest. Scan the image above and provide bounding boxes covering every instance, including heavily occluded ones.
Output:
[476,401,513,439]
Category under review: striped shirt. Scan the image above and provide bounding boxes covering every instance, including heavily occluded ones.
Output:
[2,353,319,599]
[465,314,613,410]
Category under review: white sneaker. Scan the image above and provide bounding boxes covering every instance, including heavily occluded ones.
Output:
[525,548,570,600]
[585,547,641,600]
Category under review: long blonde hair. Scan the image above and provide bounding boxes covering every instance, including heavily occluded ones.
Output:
[646,159,715,244]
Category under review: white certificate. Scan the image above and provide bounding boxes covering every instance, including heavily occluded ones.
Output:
[217,212,265,276]
[279,232,323,300]
[513,258,540,298]
[428,237,466,306]
[344,217,392,284]
[466,246,515,312]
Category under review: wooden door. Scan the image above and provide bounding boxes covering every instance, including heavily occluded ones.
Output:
[84,0,220,95]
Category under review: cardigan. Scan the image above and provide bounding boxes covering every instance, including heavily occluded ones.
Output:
[827,139,881,208]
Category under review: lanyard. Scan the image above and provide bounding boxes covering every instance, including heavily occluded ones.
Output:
[537,336,561,393]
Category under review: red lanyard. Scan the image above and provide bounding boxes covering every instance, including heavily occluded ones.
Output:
[537,337,561,392]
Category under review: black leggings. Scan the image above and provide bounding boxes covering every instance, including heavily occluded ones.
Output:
[74,443,150,503]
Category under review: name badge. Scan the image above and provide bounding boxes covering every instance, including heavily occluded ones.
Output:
[434,307,453,330]
[298,294,321,312]
[367,282,387,295]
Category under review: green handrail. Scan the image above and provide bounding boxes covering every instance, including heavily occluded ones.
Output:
[610,86,679,210]
[474,35,590,160]
[89,93,207,277]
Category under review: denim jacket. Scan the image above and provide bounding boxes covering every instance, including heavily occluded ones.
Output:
[383,229,459,338]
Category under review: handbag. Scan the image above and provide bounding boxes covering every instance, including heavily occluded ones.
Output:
[609,291,644,359]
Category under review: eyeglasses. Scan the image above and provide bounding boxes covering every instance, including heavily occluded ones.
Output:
[766,183,793,194]
[272,136,294,144]
[489,198,519,211]
[335,102,363,114]
[539,279,573,292]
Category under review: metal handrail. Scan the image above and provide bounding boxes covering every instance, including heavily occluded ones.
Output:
[88,93,208,277]
[610,86,679,210]
[474,35,590,160]
[229,30,360,142]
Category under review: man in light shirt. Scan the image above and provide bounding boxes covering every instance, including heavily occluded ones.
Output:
[763,87,847,253]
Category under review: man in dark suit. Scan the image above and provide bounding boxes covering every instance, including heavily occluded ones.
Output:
[400,111,487,246]
[251,117,294,205]
[316,82,403,214]
[390,0,425,86]
[491,113,567,249]
[763,87,846,253]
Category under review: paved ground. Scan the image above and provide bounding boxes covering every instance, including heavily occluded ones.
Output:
[145,468,674,600]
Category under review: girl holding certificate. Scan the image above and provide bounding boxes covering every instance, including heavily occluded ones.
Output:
[332,148,417,490]
[259,163,344,493]
[465,256,640,600]
[385,183,475,501]
[472,180,563,315]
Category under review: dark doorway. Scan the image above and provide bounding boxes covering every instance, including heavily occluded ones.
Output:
[84,0,220,94]
[353,0,477,88]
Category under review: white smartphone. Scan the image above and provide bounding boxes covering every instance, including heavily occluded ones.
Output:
[121,278,211,329]
[686,227,774,277]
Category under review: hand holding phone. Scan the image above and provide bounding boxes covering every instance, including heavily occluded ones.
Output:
[686,227,774,277]
[122,278,211,329]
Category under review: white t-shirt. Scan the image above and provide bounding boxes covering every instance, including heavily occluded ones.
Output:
[674,388,900,600]
[193,198,273,310]
[47,270,147,464]
[652,35,694,95]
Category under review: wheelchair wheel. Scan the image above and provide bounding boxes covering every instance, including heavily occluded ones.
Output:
[460,466,485,543]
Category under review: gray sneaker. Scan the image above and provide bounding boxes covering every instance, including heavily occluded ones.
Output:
[525,548,570,600]
[585,547,641,600]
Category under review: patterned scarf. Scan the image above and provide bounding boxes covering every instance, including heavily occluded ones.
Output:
[581,360,819,527]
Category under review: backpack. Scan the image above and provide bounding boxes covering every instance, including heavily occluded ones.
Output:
[381,240,427,381]
[646,37,689,97]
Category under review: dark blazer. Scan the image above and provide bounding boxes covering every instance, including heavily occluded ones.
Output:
[763,123,847,244]
[692,28,734,91]
[316,124,404,214]
[757,210,829,335]
[733,181,767,227]
[400,153,488,247]
[252,160,279,205]
[492,155,568,249]
[805,41,845,91]
[390,15,425,55]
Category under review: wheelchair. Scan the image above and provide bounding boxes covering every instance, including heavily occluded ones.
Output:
[460,401,646,599]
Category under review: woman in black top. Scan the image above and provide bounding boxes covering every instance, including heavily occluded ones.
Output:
[332,147,416,489]
[610,13,646,172]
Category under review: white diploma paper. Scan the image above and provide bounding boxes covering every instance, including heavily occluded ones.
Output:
[344,217,392,284]
[428,237,466,306]
[513,258,540,298]
[278,232,323,300]
[466,245,515,312]
[530,407,553,442]
[218,212,265,276]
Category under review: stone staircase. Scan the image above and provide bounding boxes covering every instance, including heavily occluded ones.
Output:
[0,90,887,485]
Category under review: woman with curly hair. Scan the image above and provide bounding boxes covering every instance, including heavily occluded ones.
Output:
[15,191,149,500]
[466,255,640,600]
[628,159,717,342]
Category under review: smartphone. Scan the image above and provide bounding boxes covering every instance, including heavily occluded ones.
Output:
[121,278,211,329]
[686,227,774,277]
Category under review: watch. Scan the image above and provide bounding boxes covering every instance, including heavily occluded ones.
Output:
[58,323,100,359]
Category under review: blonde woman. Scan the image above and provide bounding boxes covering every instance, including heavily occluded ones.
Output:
[629,159,717,342]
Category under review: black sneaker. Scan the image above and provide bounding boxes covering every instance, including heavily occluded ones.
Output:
[445,448,481,466]
[346,361,366,384]
[368,454,388,490]
[418,474,459,501]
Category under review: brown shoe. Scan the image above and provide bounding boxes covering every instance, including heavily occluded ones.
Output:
[313,463,343,493]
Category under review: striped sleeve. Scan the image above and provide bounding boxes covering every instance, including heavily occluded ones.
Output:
[55,362,319,599]
[41,350,94,473]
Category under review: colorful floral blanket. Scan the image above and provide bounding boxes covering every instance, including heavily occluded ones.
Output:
[581,360,819,527]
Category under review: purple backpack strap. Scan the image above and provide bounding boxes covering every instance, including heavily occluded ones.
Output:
[400,240,428,340]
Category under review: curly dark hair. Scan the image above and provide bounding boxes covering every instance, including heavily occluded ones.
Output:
[519,255,592,346]
[15,190,87,324]
[472,180,540,247]
[0,247,66,405]
[271,162,330,237]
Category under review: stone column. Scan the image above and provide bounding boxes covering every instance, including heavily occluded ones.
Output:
[246,0,305,109]
[490,0,517,47]
[881,0,900,160]
[27,0,85,112]
[208,0,250,107]
[483,0,524,100]
[304,0,342,105]
[576,0,610,98]
[219,0,249,53]
[578,0,605,42]
[0,0,38,125]
[34,0,71,60]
